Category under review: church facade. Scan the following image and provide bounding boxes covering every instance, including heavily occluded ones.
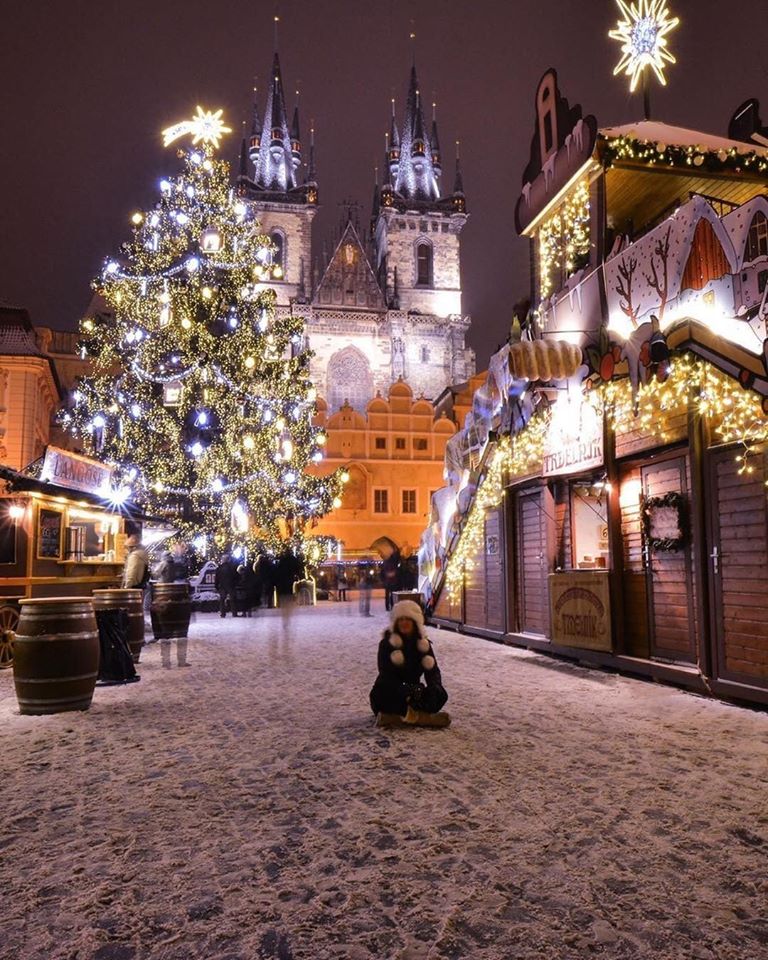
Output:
[236,53,475,413]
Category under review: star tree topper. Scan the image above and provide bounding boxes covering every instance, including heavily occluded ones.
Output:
[162,106,232,149]
[609,0,680,92]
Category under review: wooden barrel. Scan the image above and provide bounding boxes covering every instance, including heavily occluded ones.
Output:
[12,597,99,715]
[92,589,145,663]
[150,582,192,639]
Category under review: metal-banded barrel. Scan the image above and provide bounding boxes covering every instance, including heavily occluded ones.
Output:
[12,597,99,715]
[92,588,145,662]
[150,582,192,639]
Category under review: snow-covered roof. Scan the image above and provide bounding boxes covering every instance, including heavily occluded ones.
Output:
[721,195,768,266]
[600,121,768,157]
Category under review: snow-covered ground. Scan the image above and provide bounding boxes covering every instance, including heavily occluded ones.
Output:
[2,602,767,960]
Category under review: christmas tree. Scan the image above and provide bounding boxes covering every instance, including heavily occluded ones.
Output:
[66,107,343,555]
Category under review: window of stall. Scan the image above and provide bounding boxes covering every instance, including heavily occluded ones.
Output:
[570,478,610,570]
[66,507,121,561]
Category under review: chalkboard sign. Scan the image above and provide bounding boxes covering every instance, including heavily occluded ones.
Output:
[37,508,63,559]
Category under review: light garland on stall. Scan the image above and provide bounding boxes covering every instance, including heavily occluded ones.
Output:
[443,414,551,601]
[602,354,768,473]
[601,135,768,176]
[440,354,768,600]
[538,178,591,301]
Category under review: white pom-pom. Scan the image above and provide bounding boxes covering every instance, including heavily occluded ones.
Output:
[389,633,403,649]
[421,655,435,671]
[390,650,405,666]
[416,637,429,653]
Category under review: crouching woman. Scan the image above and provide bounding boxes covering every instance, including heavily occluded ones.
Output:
[369,600,450,727]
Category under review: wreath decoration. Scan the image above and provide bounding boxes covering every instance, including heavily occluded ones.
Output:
[642,490,686,552]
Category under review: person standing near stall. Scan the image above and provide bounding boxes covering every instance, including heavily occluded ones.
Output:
[122,534,150,589]
[214,553,240,618]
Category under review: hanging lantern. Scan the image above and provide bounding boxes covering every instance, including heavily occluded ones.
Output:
[163,380,183,406]
[278,425,293,462]
[200,226,222,254]
[159,304,172,327]
[231,498,249,534]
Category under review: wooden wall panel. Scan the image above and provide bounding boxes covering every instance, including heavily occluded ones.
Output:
[516,489,549,636]
[484,510,505,631]
[711,448,768,685]
[619,464,649,657]
[642,457,697,663]
[614,399,688,460]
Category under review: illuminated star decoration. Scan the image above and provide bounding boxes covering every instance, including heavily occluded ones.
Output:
[162,106,232,149]
[609,0,680,92]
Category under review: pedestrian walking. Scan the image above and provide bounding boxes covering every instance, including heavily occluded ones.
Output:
[369,599,450,727]
[170,541,190,581]
[214,553,240,618]
[122,533,150,589]
[274,550,303,638]
[155,549,175,583]
[381,547,401,611]
[337,568,349,601]
[358,564,373,617]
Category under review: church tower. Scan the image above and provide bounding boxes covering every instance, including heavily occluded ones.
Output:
[237,52,317,305]
[374,67,467,316]
[372,65,473,388]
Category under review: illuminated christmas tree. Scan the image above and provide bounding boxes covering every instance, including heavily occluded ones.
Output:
[67,107,343,554]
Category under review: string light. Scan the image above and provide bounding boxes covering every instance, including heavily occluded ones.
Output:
[538,178,590,301]
[440,354,768,599]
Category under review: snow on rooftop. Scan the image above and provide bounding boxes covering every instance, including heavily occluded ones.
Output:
[600,120,768,157]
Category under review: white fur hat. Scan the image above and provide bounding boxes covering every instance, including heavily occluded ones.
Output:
[390,599,425,629]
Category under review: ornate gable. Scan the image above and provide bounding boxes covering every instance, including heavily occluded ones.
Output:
[313,222,386,310]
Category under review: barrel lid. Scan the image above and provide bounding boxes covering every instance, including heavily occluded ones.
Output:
[92,588,142,595]
[19,596,94,604]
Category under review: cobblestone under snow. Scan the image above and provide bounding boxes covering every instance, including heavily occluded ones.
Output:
[2,603,768,960]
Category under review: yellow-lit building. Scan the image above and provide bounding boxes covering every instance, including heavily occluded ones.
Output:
[310,380,456,556]
[0,307,62,470]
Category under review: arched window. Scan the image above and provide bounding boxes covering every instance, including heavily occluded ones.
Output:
[420,345,430,363]
[745,212,768,263]
[270,230,285,271]
[327,346,374,413]
[416,241,433,287]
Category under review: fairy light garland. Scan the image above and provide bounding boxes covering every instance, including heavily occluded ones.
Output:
[443,414,551,601]
[602,135,768,175]
[439,354,767,600]
[538,178,591,301]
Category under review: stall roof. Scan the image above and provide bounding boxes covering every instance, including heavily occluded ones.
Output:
[0,464,160,521]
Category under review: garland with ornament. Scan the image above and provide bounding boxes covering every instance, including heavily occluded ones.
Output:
[63,108,344,554]
[601,135,768,176]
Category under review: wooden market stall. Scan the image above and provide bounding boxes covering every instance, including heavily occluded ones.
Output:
[0,447,145,665]
[427,69,768,707]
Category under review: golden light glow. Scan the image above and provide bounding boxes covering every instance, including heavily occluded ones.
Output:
[162,106,232,149]
[609,0,679,92]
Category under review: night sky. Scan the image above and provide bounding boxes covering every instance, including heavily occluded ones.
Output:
[2,0,766,366]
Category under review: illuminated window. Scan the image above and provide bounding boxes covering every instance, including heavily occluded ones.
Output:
[374,437,386,450]
[402,489,417,514]
[745,212,768,263]
[270,231,285,269]
[395,437,406,450]
[416,241,433,286]
[414,438,428,451]
[374,489,389,513]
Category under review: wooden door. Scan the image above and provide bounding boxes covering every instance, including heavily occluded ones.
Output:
[515,488,549,636]
[642,457,697,663]
[708,446,768,689]
[463,508,505,632]
[619,464,650,657]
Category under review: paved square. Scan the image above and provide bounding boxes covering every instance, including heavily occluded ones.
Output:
[2,604,767,959]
